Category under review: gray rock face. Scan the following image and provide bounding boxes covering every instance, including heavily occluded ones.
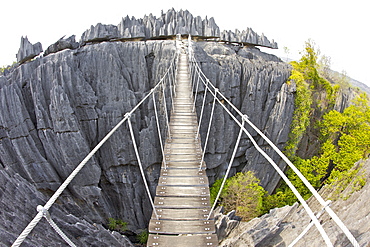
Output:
[214,207,242,241]
[0,168,134,247]
[44,35,79,56]
[16,36,43,64]
[219,204,297,246]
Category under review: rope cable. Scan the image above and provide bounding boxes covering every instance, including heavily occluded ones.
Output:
[192,69,201,113]
[289,201,332,247]
[196,79,209,138]
[162,82,171,138]
[199,89,218,170]
[37,206,76,247]
[127,115,159,220]
[207,117,245,220]
[153,92,166,169]
[188,47,359,247]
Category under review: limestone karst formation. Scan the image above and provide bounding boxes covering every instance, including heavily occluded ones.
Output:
[0,8,362,247]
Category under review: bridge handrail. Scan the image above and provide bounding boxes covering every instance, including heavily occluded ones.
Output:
[187,36,359,247]
[12,46,179,247]
[189,60,333,246]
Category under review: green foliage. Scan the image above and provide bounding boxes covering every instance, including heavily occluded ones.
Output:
[284,67,312,158]
[136,229,149,244]
[328,163,366,201]
[0,62,16,74]
[210,176,226,204]
[319,93,370,182]
[210,171,267,221]
[276,41,368,206]
[108,218,128,232]
[262,190,294,211]
[0,65,7,74]
[281,94,370,203]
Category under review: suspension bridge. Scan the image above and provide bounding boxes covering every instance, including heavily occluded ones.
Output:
[11,36,360,247]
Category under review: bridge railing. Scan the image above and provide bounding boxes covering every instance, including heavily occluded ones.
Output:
[186,35,359,247]
[11,43,180,247]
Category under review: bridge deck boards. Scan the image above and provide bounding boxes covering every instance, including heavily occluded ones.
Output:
[148,50,218,246]
[147,234,218,247]
[149,219,216,234]
[154,196,211,208]
[153,208,214,220]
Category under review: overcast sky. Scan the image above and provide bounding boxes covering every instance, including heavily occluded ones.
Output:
[1,0,369,85]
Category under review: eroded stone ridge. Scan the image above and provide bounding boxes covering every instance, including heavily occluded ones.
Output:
[16,36,43,64]
[221,29,278,49]
[15,9,278,64]
[44,35,79,56]
[79,9,276,48]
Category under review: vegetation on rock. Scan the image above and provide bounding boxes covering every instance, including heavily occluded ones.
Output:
[272,41,369,206]
[136,229,149,245]
[0,62,16,74]
[108,218,128,232]
[210,171,267,221]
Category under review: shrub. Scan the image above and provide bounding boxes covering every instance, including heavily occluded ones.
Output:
[108,218,128,232]
[137,229,149,244]
[211,171,267,221]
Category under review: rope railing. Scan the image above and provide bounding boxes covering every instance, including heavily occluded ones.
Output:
[12,46,179,247]
[189,64,332,246]
[289,200,332,247]
[37,205,76,247]
[186,36,359,247]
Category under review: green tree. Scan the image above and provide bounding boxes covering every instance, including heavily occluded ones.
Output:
[211,171,267,221]
[319,93,370,182]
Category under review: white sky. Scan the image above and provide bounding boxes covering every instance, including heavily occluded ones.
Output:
[1,0,369,85]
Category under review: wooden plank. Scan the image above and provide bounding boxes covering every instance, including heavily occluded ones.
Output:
[170,127,196,132]
[169,134,197,139]
[158,176,209,186]
[149,219,216,234]
[155,186,210,196]
[166,138,199,144]
[153,208,214,220]
[166,143,200,149]
[162,161,205,169]
[147,234,218,247]
[163,162,201,169]
[165,149,200,155]
[154,196,210,208]
[160,168,206,177]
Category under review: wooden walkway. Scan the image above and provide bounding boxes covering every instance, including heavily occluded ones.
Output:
[147,50,218,246]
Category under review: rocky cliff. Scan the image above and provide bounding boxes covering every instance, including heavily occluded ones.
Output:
[0,9,356,246]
